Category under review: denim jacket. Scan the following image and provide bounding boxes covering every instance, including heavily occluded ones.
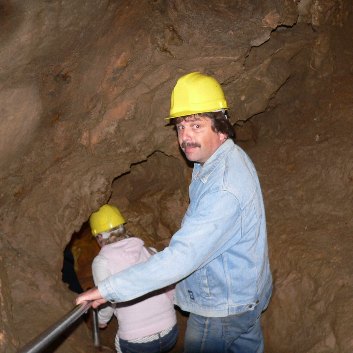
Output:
[99,140,272,317]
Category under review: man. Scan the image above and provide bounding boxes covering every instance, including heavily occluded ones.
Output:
[77,72,272,353]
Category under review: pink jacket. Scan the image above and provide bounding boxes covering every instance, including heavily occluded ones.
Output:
[92,237,176,340]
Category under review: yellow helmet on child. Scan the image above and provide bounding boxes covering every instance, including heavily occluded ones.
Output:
[167,72,228,119]
[89,204,126,236]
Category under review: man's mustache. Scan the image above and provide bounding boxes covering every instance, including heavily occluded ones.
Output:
[181,141,201,149]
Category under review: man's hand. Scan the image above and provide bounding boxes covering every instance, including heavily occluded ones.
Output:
[75,287,107,308]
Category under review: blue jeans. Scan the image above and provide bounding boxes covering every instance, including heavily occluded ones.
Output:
[119,324,178,353]
[184,290,271,353]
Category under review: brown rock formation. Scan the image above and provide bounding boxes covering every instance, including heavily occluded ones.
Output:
[0,1,352,352]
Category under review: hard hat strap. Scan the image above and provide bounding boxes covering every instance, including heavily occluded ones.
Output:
[221,109,228,119]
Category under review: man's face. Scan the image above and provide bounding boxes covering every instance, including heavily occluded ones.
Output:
[176,116,226,164]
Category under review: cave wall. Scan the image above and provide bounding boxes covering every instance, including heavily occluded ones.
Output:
[0,1,352,352]
[242,24,353,351]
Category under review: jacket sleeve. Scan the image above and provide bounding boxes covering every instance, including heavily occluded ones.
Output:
[92,256,116,325]
[98,190,242,303]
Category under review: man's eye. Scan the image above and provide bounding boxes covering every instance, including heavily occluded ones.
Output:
[194,124,200,129]
[176,125,183,130]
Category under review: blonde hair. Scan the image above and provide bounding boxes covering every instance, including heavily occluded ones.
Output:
[97,225,131,246]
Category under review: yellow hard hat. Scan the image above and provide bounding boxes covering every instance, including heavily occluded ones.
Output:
[167,72,228,120]
[89,204,126,236]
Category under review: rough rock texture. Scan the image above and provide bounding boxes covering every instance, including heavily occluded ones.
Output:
[0,1,352,352]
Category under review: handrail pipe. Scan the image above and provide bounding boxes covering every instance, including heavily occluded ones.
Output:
[18,301,93,353]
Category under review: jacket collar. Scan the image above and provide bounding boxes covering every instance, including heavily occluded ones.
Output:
[192,139,234,183]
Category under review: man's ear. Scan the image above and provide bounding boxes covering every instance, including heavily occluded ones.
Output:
[218,132,227,142]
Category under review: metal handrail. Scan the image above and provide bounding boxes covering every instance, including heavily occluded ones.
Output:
[92,308,101,348]
[18,301,96,353]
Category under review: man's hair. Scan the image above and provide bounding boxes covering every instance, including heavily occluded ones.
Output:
[171,111,236,141]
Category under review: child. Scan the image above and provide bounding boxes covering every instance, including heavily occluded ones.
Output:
[89,204,178,353]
